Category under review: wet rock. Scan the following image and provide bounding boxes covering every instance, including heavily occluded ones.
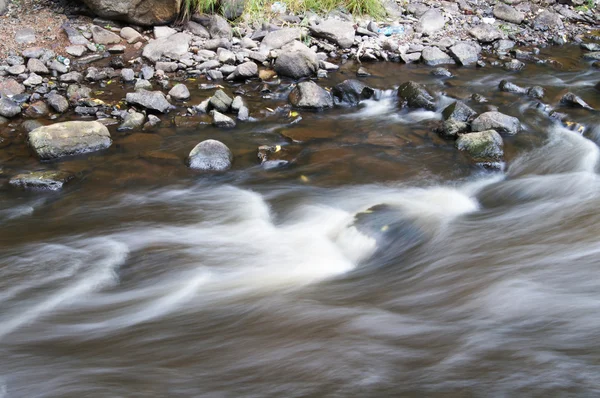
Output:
[471,111,520,135]
[118,111,145,131]
[581,42,600,52]
[527,86,545,99]
[226,61,258,80]
[27,58,49,74]
[15,28,36,44]
[561,92,593,110]
[260,27,302,51]
[9,171,74,190]
[195,14,232,39]
[28,121,112,159]
[503,59,525,71]
[67,84,92,102]
[499,80,528,94]
[440,119,469,138]
[0,79,25,96]
[187,139,233,171]
[212,110,236,128]
[431,67,452,77]
[209,89,233,113]
[134,79,153,91]
[143,114,161,129]
[169,84,190,100]
[142,32,191,63]
[493,3,524,24]
[356,67,370,77]
[533,10,564,31]
[81,0,180,26]
[421,46,455,66]
[47,93,69,113]
[237,105,249,121]
[448,43,479,66]
[126,90,172,113]
[0,97,21,118]
[91,25,121,45]
[442,101,476,122]
[583,52,600,61]
[274,41,319,79]
[332,79,375,106]
[416,9,445,36]
[21,120,44,132]
[60,71,83,83]
[231,96,244,112]
[456,130,504,166]
[23,73,43,87]
[289,80,333,110]
[121,68,135,82]
[397,81,436,110]
[24,101,49,118]
[469,24,503,43]
[309,19,355,49]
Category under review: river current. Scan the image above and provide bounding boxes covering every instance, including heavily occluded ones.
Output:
[1,45,600,396]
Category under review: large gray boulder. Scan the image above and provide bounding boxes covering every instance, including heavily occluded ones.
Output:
[471,111,521,135]
[211,110,236,128]
[442,101,476,122]
[469,24,503,43]
[416,9,445,36]
[397,81,436,110]
[168,84,190,100]
[28,121,112,160]
[80,0,181,26]
[309,19,355,49]
[448,43,479,65]
[274,41,319,79]
[186,21,210,38]
[533,10,564,31]
[332,79,375,106]
[187,139,233,171]
[493,3,524,24]
[260,28,302,52]
[289,81,333,110]
[126,90,173,113]
[9,171,74,190]
[456,130,504,166]
[421,46,455,66]
[142,32,191,63]
[226,61,258,80]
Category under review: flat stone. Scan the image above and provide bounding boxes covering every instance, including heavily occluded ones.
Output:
[15,28,36,44]
[66,45,87,57]
[209,89,233,112]
[142,32,191,63]
[469,24,504,43]
[448,43,479,65]
[28,121,112,159]
[91,25,121,45]
[421,46,455,66]
[27,58,49,74]
[9,171,74,190]
[309,19,355,49]
[63,24,89,46]
[126,89,173,113]
[23,73,43,87]
[471,111,521,135]
[416,9,445,36]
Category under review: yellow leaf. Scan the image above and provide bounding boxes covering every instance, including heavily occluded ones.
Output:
[274,145,281,152]
[300,175,309,183]
[266,107,275,112]
[289,111,298,117]
[381,225,389,232]
[106,80,112,85]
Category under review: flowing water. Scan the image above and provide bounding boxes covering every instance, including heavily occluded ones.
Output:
[1,45,600,397]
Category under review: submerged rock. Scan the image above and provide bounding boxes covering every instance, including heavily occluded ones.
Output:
[289,81,333,110]
[471,111,521,135]
[126,90,172,113]
[9,170,74,190]
[456,130,504,166]
[499,80,528,94]
[397,81,436,111]
[118,111,145,131]
[332,79,375,106]
[187,139,233,171]
[28,121,112,160]
[561,92,593,110]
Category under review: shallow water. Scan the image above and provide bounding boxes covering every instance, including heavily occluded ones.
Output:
[1,45,600,397]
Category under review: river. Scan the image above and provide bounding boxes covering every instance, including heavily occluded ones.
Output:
[1,45,600,396]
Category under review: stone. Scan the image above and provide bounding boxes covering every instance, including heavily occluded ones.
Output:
[503,59,525,71]
[583,52,600,61]
[397,81,436,110]
[440,119,469,138]
[203,38,230,51]
[0,0,7,16]
[237,105,249,121]
[217,48,236,64]
[499,80,528,94]
[471,111,520,135]
[9,171,74,191]
[28,121,112,159]
[120,27,142,41]
[442,101,476,122]
[195,14,232,39]
[416,9,445,36]
[49,60,69,74]
[155,61,178,72]
[527,86,544,99]
[220,0,245,20]
[23,73,43,87]
[226,61,258,80]
[448,43,479,66]
[231,96,244,112]
[24,101,49,118]
[456,130,504,166]
[260,28,302,51]
[60,71,83,83]
[77,54,103,65]
[66,45,87,57]
[209,89,233,112]
[121,68,135,82]
[7,65,26,75]
[91,25,121,45]
[22,47,45,58]
[212,110,236,127]
[187,139,233,171]
[309,19,355,49]
[186,21,210,38]
[47,93,69,113]
[241,37,257,49]
[15,28,36,44]
[144,114,161,129]
[274,41,319,79]
[356,67,370,77]
[207,70,223,80]
[118,111,145,130]
[0,79,25,96]
[533,10,564,31]
[288,81,333,110]
[494,40,515,52]
[6,55,24,66]
[126,90,173,113]
[141,65,155,80]
[421,46,455,66]
[108,45,126,54]
[581,43,600,52]
[469,24,503,43]
[21,120,44,132]
[154,26,177,39]
[169,83,190,100]
[332,79,375,106]
[142,32,191,63]
[561,93,593,110]
[0,97,21,117]
[135,79,153,90]
[80,0,180,26]
[27,58,49,74]
[407,3,430,17]
[63,24,89,46]
[198,60,221,71]
[493,4,524,24]
[66,84,92,102]
[431,67,452,77]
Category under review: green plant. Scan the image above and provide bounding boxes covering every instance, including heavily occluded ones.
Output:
[241,0,385,23]
[180,0,219,21]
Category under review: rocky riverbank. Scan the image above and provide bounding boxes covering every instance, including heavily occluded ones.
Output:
[0,0,599,189]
